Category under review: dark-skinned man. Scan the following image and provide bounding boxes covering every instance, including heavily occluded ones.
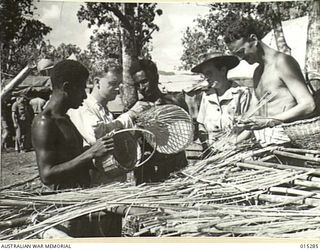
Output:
[32,60,121,237]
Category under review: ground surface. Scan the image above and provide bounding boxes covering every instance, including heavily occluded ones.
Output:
[0,149,43,191]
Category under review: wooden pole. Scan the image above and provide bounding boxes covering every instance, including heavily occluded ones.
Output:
[278,147,320,155]
[243,160,320,175]
[268,187,320,199]
[273,150,320,163]
[258,194,320,206]
[293,179,320,189]
[1,62,36,102]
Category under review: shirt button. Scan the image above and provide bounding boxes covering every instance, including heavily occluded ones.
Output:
[217,108,220,112]
[215,125,219,129]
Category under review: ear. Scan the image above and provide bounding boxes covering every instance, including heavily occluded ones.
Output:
[94,78,100,88]
[249,34,258,41]
[62,81,71,93]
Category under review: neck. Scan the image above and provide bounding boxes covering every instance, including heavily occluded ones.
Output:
[256,41,277,65]
[45,90,69,116]
[215,79,231,96]
[91,88,108,106]
[144,87,162,102]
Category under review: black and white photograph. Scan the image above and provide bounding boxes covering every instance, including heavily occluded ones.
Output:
[1,0,320,243]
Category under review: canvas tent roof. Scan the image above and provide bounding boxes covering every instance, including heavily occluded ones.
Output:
[2,75,51,97]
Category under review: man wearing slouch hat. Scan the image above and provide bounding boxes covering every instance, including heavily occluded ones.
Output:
[189,50,251,156]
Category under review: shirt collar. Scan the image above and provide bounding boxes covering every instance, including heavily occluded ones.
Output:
[85,94,108,112]
[205,86,241,104]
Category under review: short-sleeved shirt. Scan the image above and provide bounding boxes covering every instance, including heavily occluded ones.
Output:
[197,85,251,144]
[12,101,32,122]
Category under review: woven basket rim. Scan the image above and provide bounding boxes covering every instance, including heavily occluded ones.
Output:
[280,116,320,129]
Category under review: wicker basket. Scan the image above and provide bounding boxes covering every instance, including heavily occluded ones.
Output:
[281,116,320,150]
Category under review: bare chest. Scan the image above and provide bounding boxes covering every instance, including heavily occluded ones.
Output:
[55,118,83,156]
[253,65,283,99]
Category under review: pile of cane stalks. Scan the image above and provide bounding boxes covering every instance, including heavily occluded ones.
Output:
[1,143,320,239]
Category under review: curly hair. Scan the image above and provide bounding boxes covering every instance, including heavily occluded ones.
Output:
[50,60,89,89]
[132,59,159,85]
[223,18,264,44]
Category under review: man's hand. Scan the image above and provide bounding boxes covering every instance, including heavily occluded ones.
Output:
[235,116,282,130]
[87,134,114,159]
[127,101,153,120]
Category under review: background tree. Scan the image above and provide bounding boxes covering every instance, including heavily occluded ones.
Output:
[305,0,320,83]
[87,22,122,72]
[180,1,310,70]
[77,3,162,110]
[0,0,52,78]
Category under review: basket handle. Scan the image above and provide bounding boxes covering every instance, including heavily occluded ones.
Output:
[112,128,157,171]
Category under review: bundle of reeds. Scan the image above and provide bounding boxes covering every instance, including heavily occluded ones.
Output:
[1,145,320,239]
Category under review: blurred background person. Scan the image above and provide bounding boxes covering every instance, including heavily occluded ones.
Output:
[11,95,34,152]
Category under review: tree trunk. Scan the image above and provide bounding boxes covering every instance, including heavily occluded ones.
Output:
[120,3,138,111]
[305,0,320,79]
[271,3,291,55]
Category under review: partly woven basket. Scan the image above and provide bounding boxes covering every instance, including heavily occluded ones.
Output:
[281,116,320,150]
[136,104,194,154]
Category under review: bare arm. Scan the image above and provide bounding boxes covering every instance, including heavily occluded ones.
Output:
[32,117,113,185]
[272,55,315,122]
[11,103,18,127]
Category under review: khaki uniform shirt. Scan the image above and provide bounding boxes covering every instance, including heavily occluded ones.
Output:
[197,86,251,144]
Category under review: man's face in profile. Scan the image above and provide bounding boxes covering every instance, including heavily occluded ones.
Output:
[97,71,121,102]
[227,37,257,65]
[68,79,88,109]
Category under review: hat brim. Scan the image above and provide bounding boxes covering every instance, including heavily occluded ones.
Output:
[40,65,54,71]
[191,55,240,73]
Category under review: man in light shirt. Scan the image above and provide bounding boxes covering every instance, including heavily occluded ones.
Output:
[191,51,251,155]
[68,65,151,185]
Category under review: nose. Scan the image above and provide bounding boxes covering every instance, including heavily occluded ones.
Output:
[139,84,146,91]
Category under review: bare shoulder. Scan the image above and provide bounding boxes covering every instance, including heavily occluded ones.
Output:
[275,52,305,79]
[32,112,59,143]
[276,52,301,71]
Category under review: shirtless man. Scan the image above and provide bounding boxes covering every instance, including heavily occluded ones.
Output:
[32,60,122,237]
[223,18,315,145]
[32,60,114,190]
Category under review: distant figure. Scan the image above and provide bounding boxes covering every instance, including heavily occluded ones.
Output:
[11,95,33,152]
[1,100,11,151]
[224,18,315,146]
[29,97,46,116]
[132,59,189,184]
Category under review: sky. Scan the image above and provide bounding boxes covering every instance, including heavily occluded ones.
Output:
[34,1,209,71]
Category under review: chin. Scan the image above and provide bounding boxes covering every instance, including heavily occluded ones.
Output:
[245,59,255,65]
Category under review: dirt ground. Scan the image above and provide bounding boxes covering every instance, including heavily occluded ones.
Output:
[0,149,43,191]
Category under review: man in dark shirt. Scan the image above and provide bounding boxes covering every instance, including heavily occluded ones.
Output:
[132,59,189,185]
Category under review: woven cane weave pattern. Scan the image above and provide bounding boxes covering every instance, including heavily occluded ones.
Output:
[281,116,320,150]
[136,104,194,154]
